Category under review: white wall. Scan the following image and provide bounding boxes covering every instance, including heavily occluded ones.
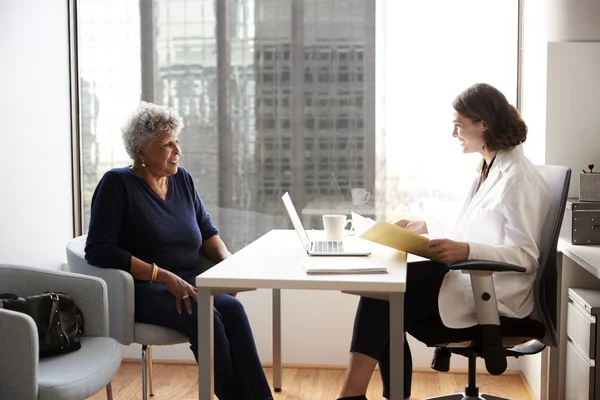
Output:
[546,0,600,42]
[520,1,600,398]
[547,42,600,197]
[0,0,73,270]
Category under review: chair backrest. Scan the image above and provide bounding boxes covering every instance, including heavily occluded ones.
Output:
[533,165,571,347]
[66,235,136,345]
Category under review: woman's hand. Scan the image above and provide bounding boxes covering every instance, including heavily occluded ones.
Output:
[164,273,198,315]
[394,219,428,235]
[429,239,470,264]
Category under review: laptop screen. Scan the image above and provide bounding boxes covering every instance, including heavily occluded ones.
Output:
[331,171,347,203]
[281,192,311,250]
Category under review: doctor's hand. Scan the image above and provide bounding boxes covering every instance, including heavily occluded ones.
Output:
[429,239,470,264]
[393,219,428,235]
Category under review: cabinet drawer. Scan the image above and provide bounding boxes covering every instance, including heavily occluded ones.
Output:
[568,300,597,359]
[566,339,595,400]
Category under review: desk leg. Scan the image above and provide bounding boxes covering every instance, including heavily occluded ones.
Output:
[389,293,404,400]
[273,289,282,392]
[198,288,214,400]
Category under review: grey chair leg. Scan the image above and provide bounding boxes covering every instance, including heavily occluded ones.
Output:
[141,344,148,400]
[481,395,510,400]
[106,382,113,400]
[148,345,155,396]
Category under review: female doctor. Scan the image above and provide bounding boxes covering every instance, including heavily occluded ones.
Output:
[337,83,550,400]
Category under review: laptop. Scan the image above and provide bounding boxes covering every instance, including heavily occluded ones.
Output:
[331,171,350,204]
[281,192,371,256]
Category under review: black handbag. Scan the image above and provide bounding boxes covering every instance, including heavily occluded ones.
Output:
[0,292,85,358]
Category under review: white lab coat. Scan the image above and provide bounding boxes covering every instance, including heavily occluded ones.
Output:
[437,144,550,329]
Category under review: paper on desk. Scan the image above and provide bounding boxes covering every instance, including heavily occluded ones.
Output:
[351,212,377,236]
[360,221,442,262]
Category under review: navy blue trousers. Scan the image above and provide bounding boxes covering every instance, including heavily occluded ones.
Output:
[350,261,471,399]
[134,272,273,400]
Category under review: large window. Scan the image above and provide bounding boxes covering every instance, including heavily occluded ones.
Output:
[383,0,518,226]
[76,0,518,249]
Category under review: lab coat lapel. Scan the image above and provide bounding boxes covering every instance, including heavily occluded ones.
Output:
[465,167,502,215]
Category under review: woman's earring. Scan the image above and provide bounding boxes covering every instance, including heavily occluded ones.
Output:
[141,160,146,167]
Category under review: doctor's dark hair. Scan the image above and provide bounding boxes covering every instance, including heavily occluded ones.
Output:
[452,83,527,152]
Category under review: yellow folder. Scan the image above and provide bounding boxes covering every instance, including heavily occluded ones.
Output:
[360,221,442,262]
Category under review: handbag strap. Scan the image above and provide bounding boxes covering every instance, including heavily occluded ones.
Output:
[48,293,71,345]
[0,293,18,308]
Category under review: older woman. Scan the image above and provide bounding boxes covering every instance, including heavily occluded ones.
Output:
[85,102,273,400]
[337,83,551,400]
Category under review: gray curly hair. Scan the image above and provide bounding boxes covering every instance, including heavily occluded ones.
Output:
[121,102,184,160]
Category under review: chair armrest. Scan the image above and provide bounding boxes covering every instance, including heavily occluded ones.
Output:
[449,260,526,273]
[0,264,109,337]
[468,272,507,375]
[0,308,38,400]
[67,248,135,345]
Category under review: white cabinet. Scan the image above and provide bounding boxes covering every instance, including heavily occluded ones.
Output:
[566,288,600,400]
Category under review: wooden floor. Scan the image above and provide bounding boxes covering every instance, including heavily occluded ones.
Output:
[90,363,532,400]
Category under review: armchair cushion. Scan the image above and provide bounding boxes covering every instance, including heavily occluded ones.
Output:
[38,336,121,400]
[135,322,188,345]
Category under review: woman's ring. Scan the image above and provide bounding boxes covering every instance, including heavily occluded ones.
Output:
[182,294,189,300]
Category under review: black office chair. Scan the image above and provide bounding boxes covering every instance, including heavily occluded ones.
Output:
[422,165,571,400]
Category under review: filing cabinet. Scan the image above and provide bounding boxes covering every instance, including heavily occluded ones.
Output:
[566,288,600,399]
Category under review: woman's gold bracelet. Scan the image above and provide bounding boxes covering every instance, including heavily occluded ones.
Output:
[151,263,158,283]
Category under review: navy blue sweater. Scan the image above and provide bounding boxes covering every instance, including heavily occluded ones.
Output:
[85,166,219,275]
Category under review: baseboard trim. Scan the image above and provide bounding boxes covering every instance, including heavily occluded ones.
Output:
[122,358,523,376]
[518,371,536,400]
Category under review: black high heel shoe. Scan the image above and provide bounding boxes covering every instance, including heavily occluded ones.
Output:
[430,347,451,372]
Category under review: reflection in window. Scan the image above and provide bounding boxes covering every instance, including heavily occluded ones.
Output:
[76,0,518,251]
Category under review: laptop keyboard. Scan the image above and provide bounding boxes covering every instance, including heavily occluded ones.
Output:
[312,241,344,253]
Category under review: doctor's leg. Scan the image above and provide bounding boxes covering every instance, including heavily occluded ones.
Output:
[339,261,449,399]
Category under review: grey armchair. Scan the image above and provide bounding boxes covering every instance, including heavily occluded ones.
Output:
[424,165,571,400]
[66,236,201,400]
[0,264,121,400]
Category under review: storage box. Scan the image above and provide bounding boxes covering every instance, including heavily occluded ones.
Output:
[561,198,600,245]
[580,173,600,202]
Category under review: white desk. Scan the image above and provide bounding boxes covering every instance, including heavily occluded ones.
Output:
[196,229,408,400]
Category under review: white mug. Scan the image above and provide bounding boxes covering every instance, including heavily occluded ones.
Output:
[322,214,354,241]
[350,188,371,205]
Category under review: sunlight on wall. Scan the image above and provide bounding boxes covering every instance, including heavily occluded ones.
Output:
[383,0,518,226]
